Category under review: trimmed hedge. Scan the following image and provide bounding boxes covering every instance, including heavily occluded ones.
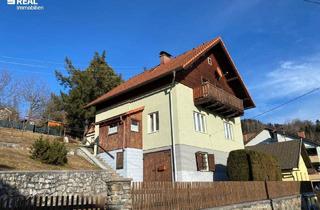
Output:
[227,149,281,181]
[30,136,68,165]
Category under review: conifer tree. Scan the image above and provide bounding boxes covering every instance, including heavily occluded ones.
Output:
[55,51,122,135]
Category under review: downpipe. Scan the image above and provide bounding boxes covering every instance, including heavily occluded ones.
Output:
[169,71,177,182]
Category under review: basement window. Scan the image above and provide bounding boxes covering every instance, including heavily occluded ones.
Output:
[148,112,159,133]
[196,152,216,172]
[195,152,209,171]
[194,112,206,133]
[108,123,118,135]
[131,119,139,132]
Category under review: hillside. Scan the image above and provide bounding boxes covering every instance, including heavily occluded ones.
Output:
[0,127,98,171]
[242,119,320,144]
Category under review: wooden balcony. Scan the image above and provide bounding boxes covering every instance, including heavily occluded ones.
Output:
[193,82,244,118]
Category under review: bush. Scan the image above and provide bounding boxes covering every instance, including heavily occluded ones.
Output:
[249,150,282,181]
[227,149,281,181]
[30,136,50,160]
[30,136,68,165]
[227,150,250,181]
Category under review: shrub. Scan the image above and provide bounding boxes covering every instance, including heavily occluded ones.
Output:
[30,136,50,160]
[227,149,281,181]
[30,136,68,165]
[44,140,68,165]
[249,150,282,181]
[227,150,250,181]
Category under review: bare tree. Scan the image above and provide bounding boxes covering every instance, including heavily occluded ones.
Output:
[0,70,11,106]
[21,78,50,123]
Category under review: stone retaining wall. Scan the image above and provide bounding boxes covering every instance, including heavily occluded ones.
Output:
[0,170,132,210]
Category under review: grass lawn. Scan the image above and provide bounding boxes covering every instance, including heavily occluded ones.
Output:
[0,128,98,171]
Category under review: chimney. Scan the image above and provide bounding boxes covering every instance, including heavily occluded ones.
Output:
[297,131,306,139]
[159,51,172,65]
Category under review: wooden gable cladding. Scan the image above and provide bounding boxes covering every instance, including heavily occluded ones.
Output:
[176,53,235,96]
[98,108,143,152]
[212,43,254,109]
[177,51,244,117]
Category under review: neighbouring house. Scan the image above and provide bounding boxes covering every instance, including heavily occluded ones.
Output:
[48,120,64,128]
[0,106,18,121]
[84,123,96,146]
[244,128,320,182]
[246,140,312,181]
[85,37,255,182]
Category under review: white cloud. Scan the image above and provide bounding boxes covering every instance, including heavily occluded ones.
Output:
[252,53,320,99]
[246,52,320,123]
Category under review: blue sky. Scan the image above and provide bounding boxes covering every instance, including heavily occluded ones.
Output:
[0,0,319,123]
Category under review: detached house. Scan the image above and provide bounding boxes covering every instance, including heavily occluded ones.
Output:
[86,37,255,182]
[245,128,320,182]
[247,140,312,181]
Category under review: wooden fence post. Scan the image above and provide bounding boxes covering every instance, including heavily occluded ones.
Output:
[265,180,275,210]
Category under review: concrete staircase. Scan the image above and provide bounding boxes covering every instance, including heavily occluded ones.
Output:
[75,147,121,178]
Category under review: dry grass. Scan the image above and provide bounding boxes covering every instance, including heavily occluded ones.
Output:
[0,128,98,171]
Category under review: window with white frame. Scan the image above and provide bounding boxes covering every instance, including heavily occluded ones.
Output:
[193,112,205,133]
[131,119,139,132]
[224,122,233,140]
[148,112,159,133]
[108,123,118,135]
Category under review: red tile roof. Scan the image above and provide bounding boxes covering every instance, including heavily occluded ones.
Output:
[85,37,221,107]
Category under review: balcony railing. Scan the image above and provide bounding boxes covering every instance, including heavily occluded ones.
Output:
[193,82,244,117]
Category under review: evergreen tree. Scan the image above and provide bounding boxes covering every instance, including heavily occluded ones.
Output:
[55,51,122,135]
[316,120,320,132]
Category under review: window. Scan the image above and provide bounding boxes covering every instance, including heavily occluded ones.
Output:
[148,112,159,133]
[224,122,233,140]
[108,123,118,135]
[193,112,205,133]
[201,77,208,84]
[116,152,124,169]
[207,57,212,66]
[131,119,139,132]
[195,152,215,172]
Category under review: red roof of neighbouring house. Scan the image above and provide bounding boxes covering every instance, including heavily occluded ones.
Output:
[85,37,255,108]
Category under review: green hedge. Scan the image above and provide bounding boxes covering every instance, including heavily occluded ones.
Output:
[30,136,68,165]
[227,149,281,181]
